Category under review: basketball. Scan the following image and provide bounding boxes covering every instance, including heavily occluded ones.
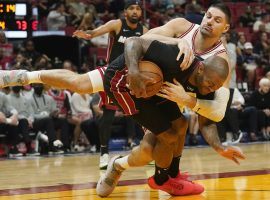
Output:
[138,60,163,98]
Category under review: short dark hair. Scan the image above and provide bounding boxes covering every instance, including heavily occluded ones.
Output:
[210,3,231,24]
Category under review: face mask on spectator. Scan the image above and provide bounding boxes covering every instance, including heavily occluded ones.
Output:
[33,85,44,96]
[12,86,22,93]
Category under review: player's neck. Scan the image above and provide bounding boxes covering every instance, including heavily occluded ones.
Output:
[125,19,138,29]
[188,68,198,87]
[195,32,221,53]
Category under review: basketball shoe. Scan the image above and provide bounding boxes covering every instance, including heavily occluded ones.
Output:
[96,155,123,197]
[0,70,29,87]
[148,175,194,196]
[172,172,204,194]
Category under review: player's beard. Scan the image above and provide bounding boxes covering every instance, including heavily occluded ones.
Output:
[127,16,139,24]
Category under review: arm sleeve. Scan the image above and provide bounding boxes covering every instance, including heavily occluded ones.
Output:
[192,87,230,122]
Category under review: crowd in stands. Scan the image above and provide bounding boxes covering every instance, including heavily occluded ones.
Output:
[0,0,269,157]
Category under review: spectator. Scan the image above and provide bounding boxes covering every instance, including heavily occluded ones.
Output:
[224,33,237,88]
[47,88,71,151]
[7,86,39,155]
[238,42,259,90]
[47,3,67,30]
[248,78,270,140]
[254,32,270,56]
[239,6,255,28]
[185,3,203,24]
[30,83,64,154]
[23,40,42,66]
[66,5,81,28]
[70,92,93,151]
[11,52,32,70]
[0,91,21,157]
[253,13,270,33]
[236,34,246,56]
[218,88,257,143]
[0,48,10,70]
[184,108,199,146]
[0,31,13,66]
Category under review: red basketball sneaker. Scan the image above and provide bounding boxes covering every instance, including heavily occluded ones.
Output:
[148,176,194,196]
[173,172,204,195]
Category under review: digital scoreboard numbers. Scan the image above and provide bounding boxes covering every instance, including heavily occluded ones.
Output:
[0,1,37,38]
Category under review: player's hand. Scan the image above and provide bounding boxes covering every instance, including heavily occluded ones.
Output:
[217,146,246,165]
[72,30,92,40]
[157,79,189,105]
[127,72,155,98]
[177,39,195,71]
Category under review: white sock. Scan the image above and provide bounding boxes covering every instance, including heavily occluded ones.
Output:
[26,71,43,83]
[115,155,130,169]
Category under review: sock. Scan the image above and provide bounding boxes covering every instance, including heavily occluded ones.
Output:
[114,155,130,170]
[168,156,181,178]
[27,71,43,83]
[154,165,169,185]
[100,145,108,155]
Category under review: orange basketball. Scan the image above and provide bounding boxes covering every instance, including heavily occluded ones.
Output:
[138,60,163,98]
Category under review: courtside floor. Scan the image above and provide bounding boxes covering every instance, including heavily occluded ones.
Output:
[0,143,269,200]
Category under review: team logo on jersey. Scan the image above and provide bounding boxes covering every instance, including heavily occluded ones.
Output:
[118,36,128,43]
[186,86,195,92]
[123,29,129,32]
[135,32,141,35]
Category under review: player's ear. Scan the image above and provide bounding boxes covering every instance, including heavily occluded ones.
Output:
[197,62,205,74]
[222,24,230,34]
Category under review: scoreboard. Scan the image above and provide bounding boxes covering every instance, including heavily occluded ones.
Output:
[0,1,37,38]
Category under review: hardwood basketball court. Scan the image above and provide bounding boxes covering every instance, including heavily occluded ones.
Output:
[0,143,269,200]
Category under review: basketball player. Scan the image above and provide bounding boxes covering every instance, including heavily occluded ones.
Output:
[95,37,244,197]
[139,2,234,189]
[73,0,148,169]
[0,1,241,194]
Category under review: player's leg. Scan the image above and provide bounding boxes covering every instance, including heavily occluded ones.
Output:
[98,108,116,169]
[0,68,105,94]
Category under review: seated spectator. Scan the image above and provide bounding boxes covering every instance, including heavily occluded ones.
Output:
[7,86,39,156]
[253,13,270,33]
[248,78,270,140]
[239,6,255,28]
[10,52,32,70]
[47,3,67,31]
[254,32,270,56]
[184,108,199,146]
[0,91,22,157]
[237,42,259,90]
[30,84,64,154]
[236,34,246,56]
[185,3,203,24]
[22,40,42,66]
[47,88,71,151]
[0,48,10,70]
[70,92,93,151]
[218,88,258,143]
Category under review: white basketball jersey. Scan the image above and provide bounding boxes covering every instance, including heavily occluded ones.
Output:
[178,24,226,60]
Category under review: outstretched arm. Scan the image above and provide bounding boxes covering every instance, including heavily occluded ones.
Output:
[198,116,246,165]
[73,19,121,40]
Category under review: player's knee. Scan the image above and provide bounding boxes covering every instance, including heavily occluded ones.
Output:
[71,74,92,94]
[139,140,154,158]
[158,128,179,145]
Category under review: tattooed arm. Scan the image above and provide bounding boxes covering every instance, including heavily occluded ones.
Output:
[198,116,246,164]
[124,37,156,98]
[198,116,224,151]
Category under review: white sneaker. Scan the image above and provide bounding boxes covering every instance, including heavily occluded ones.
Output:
[99,153,109,170]
[0,70,28,87]
[90,145,97,153]
[232,131,244,144]
[96,155,123,197]
[53,140,63,148]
